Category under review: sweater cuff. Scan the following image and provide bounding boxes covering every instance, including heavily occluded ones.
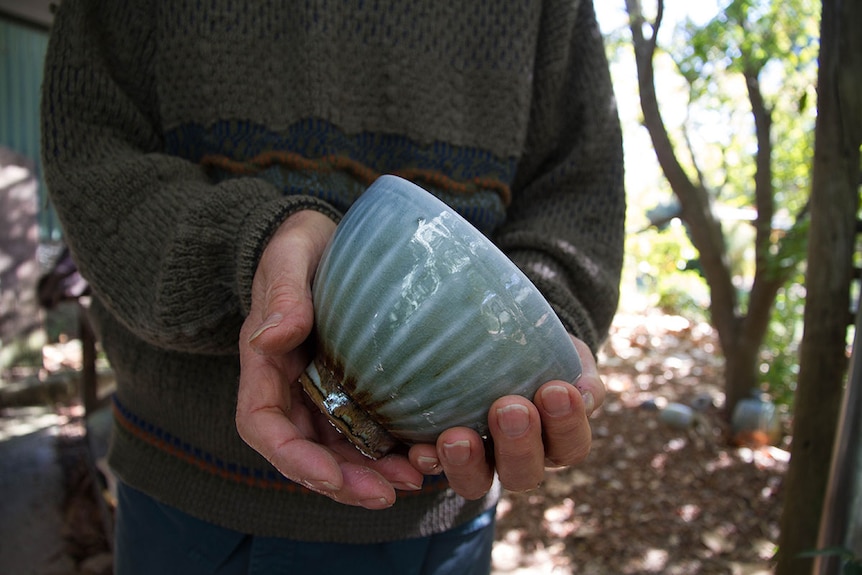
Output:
[236,194,342,315]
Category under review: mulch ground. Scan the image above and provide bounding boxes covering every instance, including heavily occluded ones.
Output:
[492,311,788,574]
[56,410,113,575]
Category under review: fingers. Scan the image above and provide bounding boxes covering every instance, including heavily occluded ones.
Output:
[533,381,592,467]
[531,337,602,467]
[570,336,605,417]
[238,314,423,508]
[239,213,607,506]
[236,339,343,489]
[237,210,430,509]
[412,383,594,500]
[410,398,548,499]
[323,429,425,493]
[422,338,600,498]
[237,230,404,505]
[487,397,546,491]
[410,428,494,500]
[408,443,444,476]
[235,347,408,509]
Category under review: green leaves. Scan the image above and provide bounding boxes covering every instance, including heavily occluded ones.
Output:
[799,547,862,574]
[669,0,818,270]
[677,0,819,81]
[622,0,820,410]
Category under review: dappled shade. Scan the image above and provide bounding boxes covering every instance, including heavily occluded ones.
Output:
[492,310,786,574]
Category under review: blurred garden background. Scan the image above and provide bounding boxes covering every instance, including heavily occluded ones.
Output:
[1,0,860,573]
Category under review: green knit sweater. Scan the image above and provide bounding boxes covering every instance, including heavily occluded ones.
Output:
[41,0,625,543]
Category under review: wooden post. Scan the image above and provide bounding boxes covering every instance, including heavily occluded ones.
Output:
[78,302,98,414]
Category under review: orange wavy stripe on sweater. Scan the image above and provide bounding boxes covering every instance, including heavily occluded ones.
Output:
[200,151,512,205]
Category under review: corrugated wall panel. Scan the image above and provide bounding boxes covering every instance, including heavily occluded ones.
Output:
[0,17,57,239]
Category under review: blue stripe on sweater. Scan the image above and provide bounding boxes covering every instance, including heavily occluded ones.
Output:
[164,118,513,233]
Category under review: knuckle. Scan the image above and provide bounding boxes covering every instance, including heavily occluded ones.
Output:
[451,477,493,500]
[547,441,591,467]
[234,414,254,445]
[462,487,491,500]
[496,450,544,492]
[500,471,544,493]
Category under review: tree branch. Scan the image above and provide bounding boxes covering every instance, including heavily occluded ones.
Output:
[740,62,785,351]
[625,0,739,343]
[650,0,663,53]
[683,102,707,191]
[745,66,775,271]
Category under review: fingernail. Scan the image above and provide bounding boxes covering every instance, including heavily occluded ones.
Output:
[360,497,393,509]
[497,404,531,438]
[442,440,471,465]
[541,385,573,418]
[394,481,423,491]
[248,312,283,345]
[301,478,338,493]
[417,455,442,474]
[581,391,596,417]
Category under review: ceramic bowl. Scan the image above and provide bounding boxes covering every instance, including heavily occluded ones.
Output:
[300,175,582,458]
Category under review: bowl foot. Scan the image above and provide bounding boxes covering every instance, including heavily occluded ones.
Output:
[300,359,399,459]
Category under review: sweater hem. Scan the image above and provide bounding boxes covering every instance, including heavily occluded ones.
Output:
[108,395,500,542]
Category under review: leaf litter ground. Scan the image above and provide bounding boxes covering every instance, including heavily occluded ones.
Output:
[492,310,788,575]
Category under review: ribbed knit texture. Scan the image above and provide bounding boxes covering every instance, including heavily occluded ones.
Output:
[41,0,625,542]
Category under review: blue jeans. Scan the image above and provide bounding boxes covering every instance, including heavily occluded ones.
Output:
[115,482,495,575]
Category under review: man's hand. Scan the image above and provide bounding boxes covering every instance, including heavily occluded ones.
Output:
[237,209,603,505]
[408,336,603,498]
[236,210,425,510]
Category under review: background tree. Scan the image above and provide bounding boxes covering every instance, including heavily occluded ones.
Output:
[623,0,818,418]
[775,0,862,571]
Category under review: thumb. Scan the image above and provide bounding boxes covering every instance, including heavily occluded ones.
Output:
[244,210,336,355]
[246,297,314,356]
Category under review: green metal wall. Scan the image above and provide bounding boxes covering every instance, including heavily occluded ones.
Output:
[0,17,56,239]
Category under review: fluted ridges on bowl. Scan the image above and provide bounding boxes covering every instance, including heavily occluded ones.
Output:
[304,175,582,456]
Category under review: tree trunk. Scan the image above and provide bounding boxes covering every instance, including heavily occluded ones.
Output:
[774,0,862,572]
[725,272,790,417]
[624,1,737,345]
[624,0,788,420]
[723,334,762,424]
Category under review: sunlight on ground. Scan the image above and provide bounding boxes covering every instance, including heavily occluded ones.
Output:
[41,339,84,372]
[0,406,68,442]
[491,306,787,574]
[599,309,725,412]
[638,548,669,572]
[492,533,573,574]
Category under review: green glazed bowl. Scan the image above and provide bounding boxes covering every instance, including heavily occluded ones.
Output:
[301,175,582,458]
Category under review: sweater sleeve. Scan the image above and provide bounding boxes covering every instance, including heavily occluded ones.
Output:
[41,0,339,355]
[494,0,626,352]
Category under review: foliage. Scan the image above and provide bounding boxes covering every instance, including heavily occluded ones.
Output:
[628,221,710,323]
[671,0,818,408]
[619,0,819,414]
[670,0,819,280]
[758,274,806,407]
[0,330,46,373]
[798,547,862,575]
[630,223,805,410]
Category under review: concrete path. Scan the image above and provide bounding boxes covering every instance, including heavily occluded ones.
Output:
[0,406,78,575]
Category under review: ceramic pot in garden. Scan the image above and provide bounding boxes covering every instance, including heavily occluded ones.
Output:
[300,175,583,458]
[731,393,782,445]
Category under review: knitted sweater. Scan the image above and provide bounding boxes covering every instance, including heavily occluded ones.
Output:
[41,0,625,543]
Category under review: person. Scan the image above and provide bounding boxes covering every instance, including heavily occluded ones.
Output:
[41,0,625,573]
